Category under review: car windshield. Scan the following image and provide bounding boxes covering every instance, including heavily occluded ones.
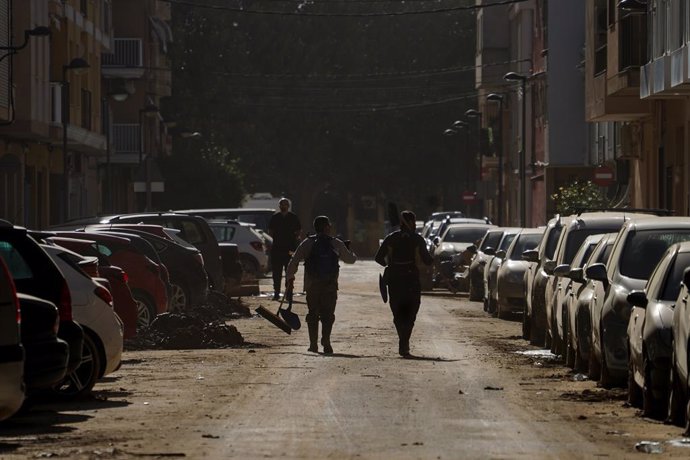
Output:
[544,226,563,260]
[508,233,542,261]
[480,231,502,251]
[598,243,614,264]
[660,252,690,301]
[164,228,197,249]
[211,225,237,242]
[0,241,33,280]
[564,229,607,264]
[443,227,488,243]
[620,230,690,279]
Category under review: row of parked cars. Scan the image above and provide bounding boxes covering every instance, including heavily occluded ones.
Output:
[461,210,690,430]
[0,208,275,422]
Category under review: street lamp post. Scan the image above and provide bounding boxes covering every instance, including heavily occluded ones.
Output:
[504,72,528,227]
[464,109,483,216]
[487,93,504,226]
[138,104,159,211]
[61,57,90,223]
[444,120,470,211]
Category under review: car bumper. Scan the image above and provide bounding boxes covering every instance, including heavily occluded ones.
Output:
[0,356,25,421]
[23,337,69,390]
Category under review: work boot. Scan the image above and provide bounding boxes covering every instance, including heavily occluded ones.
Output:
[399,325,412,357]
[307,322,318,353]
[321,322,334,354]
[272,291,280,301]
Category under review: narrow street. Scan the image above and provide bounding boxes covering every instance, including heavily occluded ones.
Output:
[2,261,689,459]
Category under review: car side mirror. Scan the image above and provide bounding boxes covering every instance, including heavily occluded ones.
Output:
[467,244,477,253]
[553,264,571,277]
[433,237,440,245]
[522,249,539,263]
[684,267,690,287]
[585,263,608,284]
[627,290,648,309]
[569,267,584,283]
[543,260,557,275]
[484,247,496,256]
[496,249,506,259]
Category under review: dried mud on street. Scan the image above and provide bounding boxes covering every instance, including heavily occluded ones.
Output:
[2,260,690,459]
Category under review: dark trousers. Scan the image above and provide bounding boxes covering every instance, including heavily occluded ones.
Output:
[388,270,421,353]
[271,251,291,293]
[305,278,338,327]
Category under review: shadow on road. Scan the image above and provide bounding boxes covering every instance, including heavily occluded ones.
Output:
[402,354,462,362]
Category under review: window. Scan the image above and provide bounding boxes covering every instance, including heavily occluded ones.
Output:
[595,0,608,75]
[620,230,690,279]
[660,252,690,301]
[0,241,33,280]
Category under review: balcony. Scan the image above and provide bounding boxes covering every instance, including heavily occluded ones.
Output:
[112,123,141,164]
[606,14,646,97]
[102,39,145,79]
[640,50,690,98]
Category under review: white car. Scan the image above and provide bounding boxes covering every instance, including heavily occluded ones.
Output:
[43,244,123,398]
[0,256,25,420]
[208,220,269,277]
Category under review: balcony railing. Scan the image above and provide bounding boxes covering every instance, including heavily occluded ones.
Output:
[619,14,647,71]
[102,38,143,68]
[113,123,141,154]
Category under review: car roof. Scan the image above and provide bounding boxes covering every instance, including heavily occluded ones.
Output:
[445,223,495,230]
[177,208,275,213]
[517,227,545,235]
[566,212,655,227]
[625,216,690,230]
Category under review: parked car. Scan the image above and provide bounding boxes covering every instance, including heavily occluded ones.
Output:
[0,221,84,379]
[432,217,495,251]
[95,228,208,310]
[587,217,690,388]
[495,228,544,319]
[433,224,495,282]
[18,292,70,392]
[483,228,521,315]
[176,208,276,232]
[522,215,570,345]
[669,267,690,426]
[0,256,25,421]
[556,233,604,367]
[44,236,138,339]
[43,244,123,398]
[627,241,690,419]
[84,213,224,294]
[55,231,169,327]
[565,233,616,372]
[207,220,268,277]
[543,212,652,355]
[469,229,505,301]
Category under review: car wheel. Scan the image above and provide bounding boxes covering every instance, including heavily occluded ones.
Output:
[668,347,686,426]
[627,351,643,408]
[239,254,259,279]
[169,283,189,312]
[522,304,530,340]
[53,332,100,399]
[132,292,156,332]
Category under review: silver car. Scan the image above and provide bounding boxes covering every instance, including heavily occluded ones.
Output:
[587,217,690,388]
[469,229,505,301]
[483,228,521,315]
[495,228,544,319]
[669,265,690,426]
[627,241,690,419]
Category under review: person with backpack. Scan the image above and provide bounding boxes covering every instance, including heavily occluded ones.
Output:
[375,210,433,357]
[286,215,357,354]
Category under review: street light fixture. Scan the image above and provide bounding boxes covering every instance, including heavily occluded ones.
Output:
[504,71,528,227]
[0,26,51,52]
[61,57,90,222]
[486,93,504,226]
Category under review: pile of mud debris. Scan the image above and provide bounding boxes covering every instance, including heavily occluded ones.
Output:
[126,294,250,350]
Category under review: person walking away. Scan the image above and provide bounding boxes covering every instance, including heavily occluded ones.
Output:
[286,216,356,354]
[375,210,433,357]
[268,198,302,300]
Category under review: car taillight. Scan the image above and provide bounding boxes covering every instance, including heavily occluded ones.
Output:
[59,281,73,321]
[94,285,113,307]
[121,271,129,284]
[250,241,263,252]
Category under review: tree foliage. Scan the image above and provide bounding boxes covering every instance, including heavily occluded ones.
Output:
[551,180,609,216]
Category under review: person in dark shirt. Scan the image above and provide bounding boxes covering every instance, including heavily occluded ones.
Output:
[268,198,302,300]
[375,210,433,357]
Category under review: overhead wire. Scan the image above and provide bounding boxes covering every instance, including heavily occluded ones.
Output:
[158,0,529,16]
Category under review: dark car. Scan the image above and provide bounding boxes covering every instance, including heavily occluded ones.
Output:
[176,208,276,232]
[102,213,223,292]
[0,220,84,377]
[468,229,505,301]
[0,256,25,421]
[18,293,70,391]
[96,228,209,310]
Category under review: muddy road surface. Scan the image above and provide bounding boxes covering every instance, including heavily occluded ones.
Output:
[2,260,690,459]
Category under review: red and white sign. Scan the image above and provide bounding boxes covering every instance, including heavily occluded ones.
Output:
[462,191,478,203]
[593,166,615,187]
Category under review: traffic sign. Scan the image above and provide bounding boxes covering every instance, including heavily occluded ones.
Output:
[462,191,478,203]
[593,166,614,187]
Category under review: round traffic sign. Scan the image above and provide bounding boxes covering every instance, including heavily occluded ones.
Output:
[462,191,477,203]
[593,166,614,187]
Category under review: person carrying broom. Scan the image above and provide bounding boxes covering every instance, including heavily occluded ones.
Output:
[286,216,356,354]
